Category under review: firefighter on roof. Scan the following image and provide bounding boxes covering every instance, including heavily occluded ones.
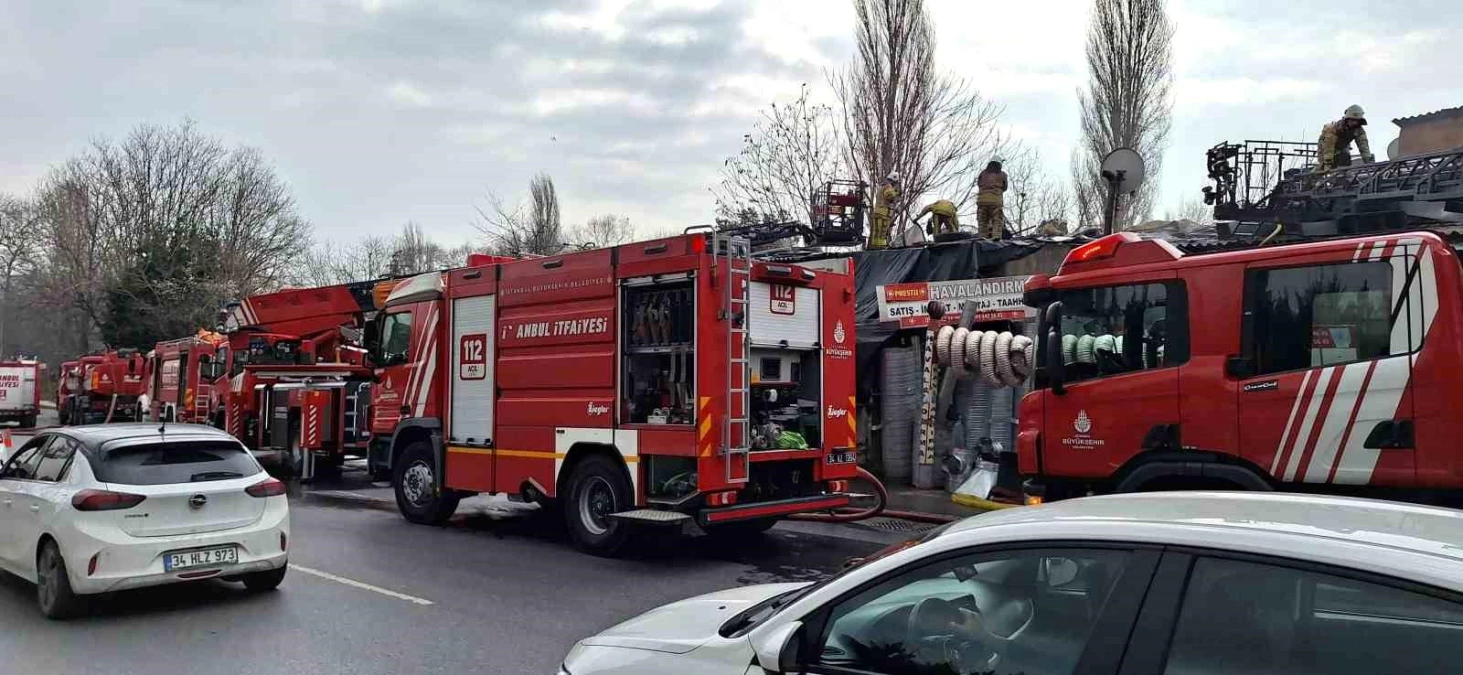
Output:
[916,199,961,235]
[1317,104,1375,172]
[870,172,900,249]
[977,159,1009,240]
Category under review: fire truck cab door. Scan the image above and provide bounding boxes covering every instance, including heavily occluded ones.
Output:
[1236,248,1419,488]
[373,304,433,432]
[1043,277,1182,480]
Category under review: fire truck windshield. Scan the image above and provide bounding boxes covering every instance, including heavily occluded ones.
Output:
[242,338,303,367]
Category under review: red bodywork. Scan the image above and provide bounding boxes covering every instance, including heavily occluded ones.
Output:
[58,350,147,424]
[147,331,226,424]
[371,234,858,524]
[1019,231,1463,500]
[214,282,384,469]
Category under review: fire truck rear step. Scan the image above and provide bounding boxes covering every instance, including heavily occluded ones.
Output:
[608,509,694,525]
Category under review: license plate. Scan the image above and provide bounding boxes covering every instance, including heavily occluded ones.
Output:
[164,546,238,572]
[825,451,856,465]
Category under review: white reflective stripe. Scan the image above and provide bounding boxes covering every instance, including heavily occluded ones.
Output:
[1419,245,1438,335]
[1284,367,1335,482]
[414,332,437,418]
[1367,241,1387,261]
[1389,254,1413,354]
[1352,241,1367,261]
[1272,369,1315,475]
[1332,358,1410,485]
[402,304,435,415]
[1302,363,1369,483]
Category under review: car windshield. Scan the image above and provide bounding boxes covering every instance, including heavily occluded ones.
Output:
[718,521,957,638]
[94,440,262,486]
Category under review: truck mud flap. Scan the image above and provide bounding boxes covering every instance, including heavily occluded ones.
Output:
[699,494,850,526]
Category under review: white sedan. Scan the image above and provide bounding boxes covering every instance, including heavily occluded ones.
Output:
[563,491,1463,674]
[0,423,290,618]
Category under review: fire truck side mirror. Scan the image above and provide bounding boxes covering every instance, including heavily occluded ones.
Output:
[1044,301,1066,395]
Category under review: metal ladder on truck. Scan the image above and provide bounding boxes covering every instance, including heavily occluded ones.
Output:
[717,233,753,485]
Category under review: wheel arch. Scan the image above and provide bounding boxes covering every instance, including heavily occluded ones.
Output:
[1112,450,1275,493]
[555,442,630,501]
[389,419,443,484]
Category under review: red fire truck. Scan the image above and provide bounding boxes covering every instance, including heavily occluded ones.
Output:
[368,234,858,555]
[58,349,147,425]
[146,330,227,423]
[0,359,44,428]
[215,280,387,477]
[1017,229,1463,504]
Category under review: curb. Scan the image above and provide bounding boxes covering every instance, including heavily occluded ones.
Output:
[301,489,398,512]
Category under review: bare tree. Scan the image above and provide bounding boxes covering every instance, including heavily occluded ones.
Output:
[1164,196,1215,225]
[476,173,565,256]
[831,0,1006,238]
[1074,0,1174,230]
[30,120,309,347]
[567,214,635,249]
[0,194,42,355]
[712,84,839,224]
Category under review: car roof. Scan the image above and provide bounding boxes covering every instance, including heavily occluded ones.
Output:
[47,423,236,451]
[939,491,1463,590]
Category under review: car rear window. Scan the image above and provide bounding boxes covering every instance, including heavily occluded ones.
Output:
[94,440,262,486]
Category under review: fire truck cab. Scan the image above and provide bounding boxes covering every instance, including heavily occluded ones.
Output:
[1019,230,1462,503]
[368,234,859,555]
[147,331,227,424]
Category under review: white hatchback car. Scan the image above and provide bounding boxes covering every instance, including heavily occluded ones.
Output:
[563,491,1463,675]
[0,424,290,618]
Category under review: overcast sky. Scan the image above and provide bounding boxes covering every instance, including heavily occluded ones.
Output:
[2,0,1458,245]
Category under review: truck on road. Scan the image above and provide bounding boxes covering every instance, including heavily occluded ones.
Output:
[0,359,44,428]
[370,234,859,555]
[57,350,147,425]
[1019,229,1462,504]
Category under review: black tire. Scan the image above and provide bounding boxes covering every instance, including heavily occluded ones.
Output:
[36,541,82,620]
[281,429,305,478]
[242,565,287,592]
[707,518,780,539]
[563,455,634,557]
[393,441,460,525]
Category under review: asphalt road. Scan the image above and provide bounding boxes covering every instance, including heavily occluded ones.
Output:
[0,414,896,674]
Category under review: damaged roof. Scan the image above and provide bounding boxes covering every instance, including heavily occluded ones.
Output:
[1394,106,1463,126]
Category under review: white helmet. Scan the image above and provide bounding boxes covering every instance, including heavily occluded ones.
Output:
[991,156,1004,164]
[1344,104,1366,120]
[886,171,901,184]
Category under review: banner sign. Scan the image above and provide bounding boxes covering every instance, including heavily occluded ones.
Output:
[876,275,1034,328]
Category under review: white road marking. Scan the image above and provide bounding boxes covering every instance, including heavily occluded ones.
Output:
[289,564,434,606]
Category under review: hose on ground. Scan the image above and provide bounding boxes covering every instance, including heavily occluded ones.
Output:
[103,394,118,424]
[789,466,958,525]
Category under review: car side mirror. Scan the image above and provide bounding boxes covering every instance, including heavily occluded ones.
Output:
[750,620,803,673]
[1225,354,1253,379]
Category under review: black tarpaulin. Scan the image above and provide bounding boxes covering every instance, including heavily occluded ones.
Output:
[842,238,1047,400]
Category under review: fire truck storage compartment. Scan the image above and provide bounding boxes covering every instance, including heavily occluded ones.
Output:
[622,278,695,425]
[647,455,698,501]
[450,294,497,445]
[748,279,823,449]
[264,384,297,449]
[751,348,822,449]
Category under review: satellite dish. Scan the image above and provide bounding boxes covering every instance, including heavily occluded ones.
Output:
[1100,148,1146,195]
[1387,138,1400,161]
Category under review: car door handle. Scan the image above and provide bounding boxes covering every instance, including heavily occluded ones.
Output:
[29,504,40,513]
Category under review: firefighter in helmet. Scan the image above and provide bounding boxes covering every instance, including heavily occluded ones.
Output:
[869,172,901,249]
[976,159,1009,240]
[916,199,960,236]
[1317,104,1375,172]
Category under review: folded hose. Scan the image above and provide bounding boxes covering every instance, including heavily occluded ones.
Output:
[936,329,1030,389]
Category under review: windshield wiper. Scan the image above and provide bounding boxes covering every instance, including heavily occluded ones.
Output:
[190,470,244,482]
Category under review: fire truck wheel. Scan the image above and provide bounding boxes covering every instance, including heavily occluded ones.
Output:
[565,455,633,556]
[394,442,460,525]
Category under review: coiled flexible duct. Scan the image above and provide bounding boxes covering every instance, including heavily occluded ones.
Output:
[933,330,1038,389]
[936,325,956,366]
[950,327,970,379]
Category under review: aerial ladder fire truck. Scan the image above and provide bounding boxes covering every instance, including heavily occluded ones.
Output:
[369,233,859,555]
[212,279,392,478]
[1018,138,1463,506]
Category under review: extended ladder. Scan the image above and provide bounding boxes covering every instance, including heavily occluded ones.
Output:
[716,233,753,484]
